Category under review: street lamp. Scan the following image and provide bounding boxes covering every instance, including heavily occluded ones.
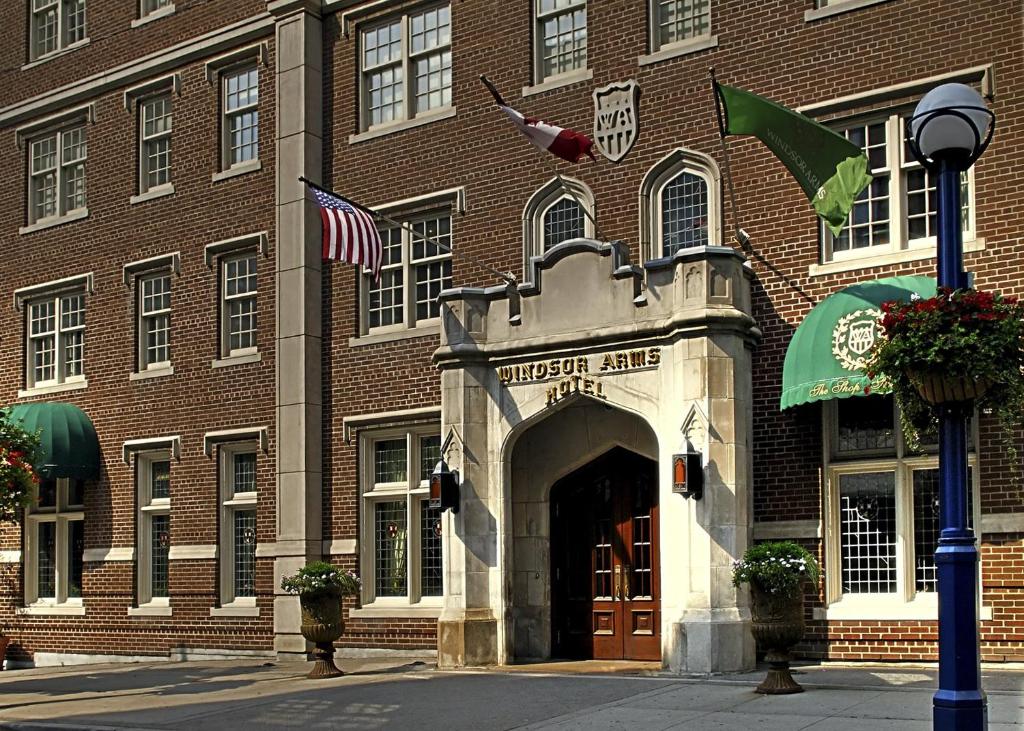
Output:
[908,83,995,731]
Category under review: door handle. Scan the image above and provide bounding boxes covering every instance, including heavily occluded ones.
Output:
[613,564,622,600]
[622,564,630,600]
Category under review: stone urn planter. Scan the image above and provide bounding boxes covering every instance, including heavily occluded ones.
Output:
[750,585,805,694]
[299,592,344,679]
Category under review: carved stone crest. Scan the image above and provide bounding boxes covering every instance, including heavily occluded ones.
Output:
[592,80,640,163]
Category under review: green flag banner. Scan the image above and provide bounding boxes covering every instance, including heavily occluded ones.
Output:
[715,83,872,237]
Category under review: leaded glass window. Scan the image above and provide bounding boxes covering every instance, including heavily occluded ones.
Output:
[839,472,897,594]
[137,454,171,605]
[220,447,258,604]
[375,500,408,597]
[661,171,708,255]
[150,513,170,597]
[25,478,85,606]
[543,198,584,251]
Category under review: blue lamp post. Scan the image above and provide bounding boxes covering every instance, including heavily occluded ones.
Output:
[908,83,995,731]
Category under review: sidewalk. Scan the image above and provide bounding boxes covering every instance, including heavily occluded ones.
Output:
[0,657,1019,730]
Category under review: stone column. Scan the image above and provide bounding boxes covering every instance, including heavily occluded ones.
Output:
[268,0,324,659]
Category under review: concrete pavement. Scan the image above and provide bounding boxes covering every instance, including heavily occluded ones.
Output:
[0,657,1020,730]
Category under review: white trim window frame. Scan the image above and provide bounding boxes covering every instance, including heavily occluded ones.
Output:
[218,444,257,607]
[138,270,171,371]
[361,211,452,336]
[139,0,172,19]
[534,0,587,84]
[30,0,87,61]
[24,477,85,607]
[649,0,711,53]
[136,452,171,607]
[360,426,444,607]
[25,288,86,390]
[221,250,258,357]
[359,3,451,132]
[139,93,172,194]
[27,123,87,226]
[221,64,259,170]
[822,397,980,615]
[822,109,975,264]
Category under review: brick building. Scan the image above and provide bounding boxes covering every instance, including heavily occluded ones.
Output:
[0,0,1020,670]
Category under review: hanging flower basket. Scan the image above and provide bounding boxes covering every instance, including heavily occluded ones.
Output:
[0,408,42,523]
[911,373,992,405]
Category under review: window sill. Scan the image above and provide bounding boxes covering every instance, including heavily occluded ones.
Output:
[638,35,718,66]
[18,379,88,399]
[130,184,176,205]
[809,238,985,278]
[814,598,993,621]
[167,544,217,560]
[522,69,593,98]
[349,323,439,348]
[805,0,894,21]
[349,107,457,145]
[130,365,174,382]
[18,604,85,616]
[132,4,176,27]
[348,605,442,619]
[21,39,91,70]
[210,602,259,618]
[82,547,134,562]
[128,604,172,617]
[212,160,262,183]
[212,351,262,368]
[19,208,89,235]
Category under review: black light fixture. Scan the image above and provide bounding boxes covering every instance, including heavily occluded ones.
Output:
[429,459,460,513]
[672,451,703,500]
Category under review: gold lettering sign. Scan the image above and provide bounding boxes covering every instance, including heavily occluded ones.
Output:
[498,347,661,386]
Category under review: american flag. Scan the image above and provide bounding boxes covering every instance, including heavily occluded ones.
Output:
[309,183,382,281]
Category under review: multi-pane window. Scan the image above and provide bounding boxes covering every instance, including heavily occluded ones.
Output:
[140,0,172,17]
[31,0,87,61]
[523,179,594,281]
[139,272,171,370]
[542,198,584,251]
[825,396,978,607]
[365,213,452,332]
[26,291,85,389]
[140,95,172,193]
[222,252,258,355]
[660,171,709,256]
[25,478,85,606]
[824,110,973,262]
[651,1,710,51]
[137,455,171,605]
[222,66,259,169]
[219,447,257,604]
[360,4,451,130]
[361,428,443,603]
[28,125,87,225]
[535,0,587,82]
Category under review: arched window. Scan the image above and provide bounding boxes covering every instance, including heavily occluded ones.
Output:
[639,149,721,263]
[523,177,595,282]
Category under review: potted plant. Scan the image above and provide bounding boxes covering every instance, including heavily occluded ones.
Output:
[733,541,820,694]
[865,288,1024,457]
[281,561,360,678]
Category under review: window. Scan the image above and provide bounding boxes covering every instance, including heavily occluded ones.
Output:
[362,212,452,334]
[361,427,443,604]
[139,95,172,193]
[522,177,595,281]
[138,272,171,371]
[221,252,258,356]
[218,446,257,606]
[823,396,978,612]
[822,110,973,263]
[136,453,171,606]
[650,1,710,52]
[221,66,259,169]
[30,0,86,61]
[25,289,85,390]
[639,148,721,262]
[534,0,587,82]
[24,478,84,606]
[140,0,172,18]
[28,123,87,225]
[360,3,451,130]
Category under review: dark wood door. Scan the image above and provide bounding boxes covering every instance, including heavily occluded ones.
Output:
[551,448,660,661]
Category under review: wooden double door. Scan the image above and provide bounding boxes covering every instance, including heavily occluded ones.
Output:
[551,448,661,661]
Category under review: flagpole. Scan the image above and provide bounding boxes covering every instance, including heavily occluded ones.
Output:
[299,176,517,286]
[709,68,748,248]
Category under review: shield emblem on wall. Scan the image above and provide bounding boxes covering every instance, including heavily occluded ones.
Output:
[592,80,640,163]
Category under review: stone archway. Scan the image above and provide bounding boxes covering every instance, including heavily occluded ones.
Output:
[506,397,658,662]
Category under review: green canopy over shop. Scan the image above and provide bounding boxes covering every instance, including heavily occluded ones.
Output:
[5,402,100,479]
[780,275,936,410]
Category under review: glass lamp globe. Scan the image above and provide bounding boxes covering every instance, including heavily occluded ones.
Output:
[910,83,991,160]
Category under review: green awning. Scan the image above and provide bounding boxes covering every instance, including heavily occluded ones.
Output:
[780,275,936,410]
[5,402,100,479]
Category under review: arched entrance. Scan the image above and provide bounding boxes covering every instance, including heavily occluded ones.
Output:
[550,447,660,661]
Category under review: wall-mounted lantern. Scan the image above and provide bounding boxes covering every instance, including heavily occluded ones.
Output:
[672,451,703,500]
[429,459,460,513]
